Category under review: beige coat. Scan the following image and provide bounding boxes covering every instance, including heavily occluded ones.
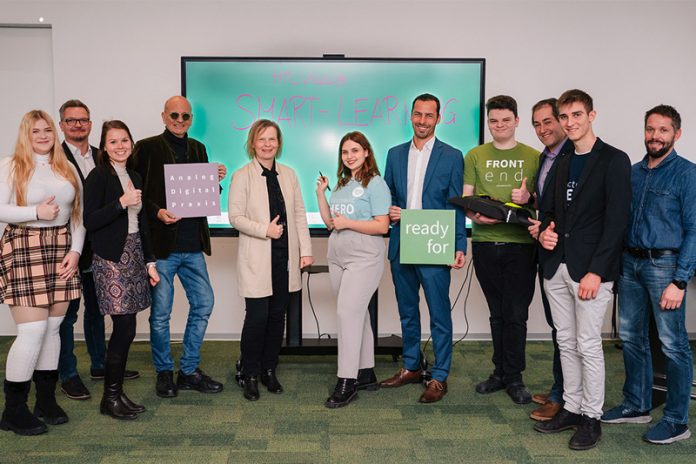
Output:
[228,159,312,298]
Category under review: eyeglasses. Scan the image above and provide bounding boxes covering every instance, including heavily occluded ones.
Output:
[169,112,191,121]
[63,118,91,127]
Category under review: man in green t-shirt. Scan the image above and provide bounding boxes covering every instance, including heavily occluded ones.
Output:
[463,95,540,405]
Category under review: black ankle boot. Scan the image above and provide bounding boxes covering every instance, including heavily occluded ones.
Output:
[33,370,68,425]
[119,392,145,414]
[243,376,260,401]
[325,378,358,408]
[356,368,379,391]
[260,369,283,394]
[0,380,47,436]
[100,358,137,420]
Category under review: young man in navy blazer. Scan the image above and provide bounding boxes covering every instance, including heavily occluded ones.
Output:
[379,93,466,404]
[533,89,631,451]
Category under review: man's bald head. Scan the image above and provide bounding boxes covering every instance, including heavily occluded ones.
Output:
[161,96,192,138]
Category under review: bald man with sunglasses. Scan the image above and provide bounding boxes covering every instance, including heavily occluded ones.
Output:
[133,96,227,399]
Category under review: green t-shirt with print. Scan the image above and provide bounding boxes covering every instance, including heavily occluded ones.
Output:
[463,142,540,243]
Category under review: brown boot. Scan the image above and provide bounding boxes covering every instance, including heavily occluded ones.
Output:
[530,401,562,421]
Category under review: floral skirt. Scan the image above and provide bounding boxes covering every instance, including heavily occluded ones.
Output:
[92,233,151,315]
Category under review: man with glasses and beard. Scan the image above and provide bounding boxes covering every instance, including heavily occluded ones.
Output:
[133,96,227,399]
[601,105,696,445]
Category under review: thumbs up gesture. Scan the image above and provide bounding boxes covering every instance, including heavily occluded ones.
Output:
[37,195,59,221]
[511,177,531,205]
[119,180,142,208]
[539,221,559,251]
[266,215,284,239]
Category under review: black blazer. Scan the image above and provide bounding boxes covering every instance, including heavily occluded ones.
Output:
[62,141,99,270]
[83,164,155,264]
[539,138,631,282]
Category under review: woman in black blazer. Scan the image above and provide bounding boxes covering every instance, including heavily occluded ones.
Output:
[84,120,159,420]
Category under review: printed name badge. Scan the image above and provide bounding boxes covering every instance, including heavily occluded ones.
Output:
[400,209,455,265]
[164,163,221,218]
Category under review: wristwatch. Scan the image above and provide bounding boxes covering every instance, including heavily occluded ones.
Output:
[671,279,687,290]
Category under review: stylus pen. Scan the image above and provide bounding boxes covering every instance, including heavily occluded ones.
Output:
[319,171,331,191]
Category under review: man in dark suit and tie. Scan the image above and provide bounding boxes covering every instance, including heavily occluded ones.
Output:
[379,93,466,404]
[533,89,631,451]
[57,100,138,401]
[528,98,574,422]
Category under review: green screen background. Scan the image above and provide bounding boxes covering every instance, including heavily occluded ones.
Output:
[182,58,484,231]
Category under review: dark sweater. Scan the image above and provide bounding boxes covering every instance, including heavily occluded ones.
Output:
[133,130,212,259]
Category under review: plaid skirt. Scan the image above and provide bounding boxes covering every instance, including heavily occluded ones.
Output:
[92,233,151,315]
[0,224,81,307]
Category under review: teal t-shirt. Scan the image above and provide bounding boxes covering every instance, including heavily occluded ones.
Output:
[329,176,390,221]
[463,142,540,243]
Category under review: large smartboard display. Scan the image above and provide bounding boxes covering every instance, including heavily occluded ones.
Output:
[181,57,485,235]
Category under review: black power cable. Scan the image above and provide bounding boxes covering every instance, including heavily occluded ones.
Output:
[419,258,475,380]
[305,271,332,340]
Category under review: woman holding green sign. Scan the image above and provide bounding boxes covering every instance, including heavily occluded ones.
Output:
[316,131,391,408]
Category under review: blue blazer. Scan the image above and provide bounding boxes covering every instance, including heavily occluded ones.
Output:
[384,138,466,262]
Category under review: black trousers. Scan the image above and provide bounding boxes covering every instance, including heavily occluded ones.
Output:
[240,247,290,376]
[472,242,536,384]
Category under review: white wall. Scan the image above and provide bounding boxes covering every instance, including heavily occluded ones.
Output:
[1,0,695,339]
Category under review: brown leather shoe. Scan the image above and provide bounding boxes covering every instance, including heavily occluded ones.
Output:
[530,401,562,421]
[532,392,550,405]
[379,368,422,388]
[419,379,447,403]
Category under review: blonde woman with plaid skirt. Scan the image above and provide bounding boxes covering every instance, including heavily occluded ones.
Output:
[0,110,84,435]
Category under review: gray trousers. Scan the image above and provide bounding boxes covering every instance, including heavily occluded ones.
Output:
[328,230,385,379]
[544,263,613,419]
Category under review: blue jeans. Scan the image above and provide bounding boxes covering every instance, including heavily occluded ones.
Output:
[149,252,215,375]
[58,271,106,381]
[619,252,693,424]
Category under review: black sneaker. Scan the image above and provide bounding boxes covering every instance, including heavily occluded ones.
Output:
[155,371,178,398]
[60,375,91,400]
[569,415,601,450]
[91,368,140,381]
[176,368,223,393]
[506,382,532,404]
[534,408,582,433]
[475,375,505,394]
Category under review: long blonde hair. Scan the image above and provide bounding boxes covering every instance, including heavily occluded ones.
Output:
[11,110,81,223]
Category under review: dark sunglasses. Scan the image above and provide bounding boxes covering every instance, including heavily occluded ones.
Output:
[169,112,191,121]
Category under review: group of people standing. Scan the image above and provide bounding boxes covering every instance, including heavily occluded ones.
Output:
[0,90,692,454]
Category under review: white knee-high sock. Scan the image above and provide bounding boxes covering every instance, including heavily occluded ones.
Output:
[5,320,48,382]
[35,316,64,371]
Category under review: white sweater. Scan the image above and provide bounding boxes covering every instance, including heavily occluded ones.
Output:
[0,154,86,254]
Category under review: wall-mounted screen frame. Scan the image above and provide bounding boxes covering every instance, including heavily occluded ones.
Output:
[181,56,486,236]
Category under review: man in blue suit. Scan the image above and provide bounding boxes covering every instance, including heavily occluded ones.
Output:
[379,93,466,404]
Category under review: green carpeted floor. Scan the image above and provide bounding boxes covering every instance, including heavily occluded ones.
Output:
[0,337,695,463]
